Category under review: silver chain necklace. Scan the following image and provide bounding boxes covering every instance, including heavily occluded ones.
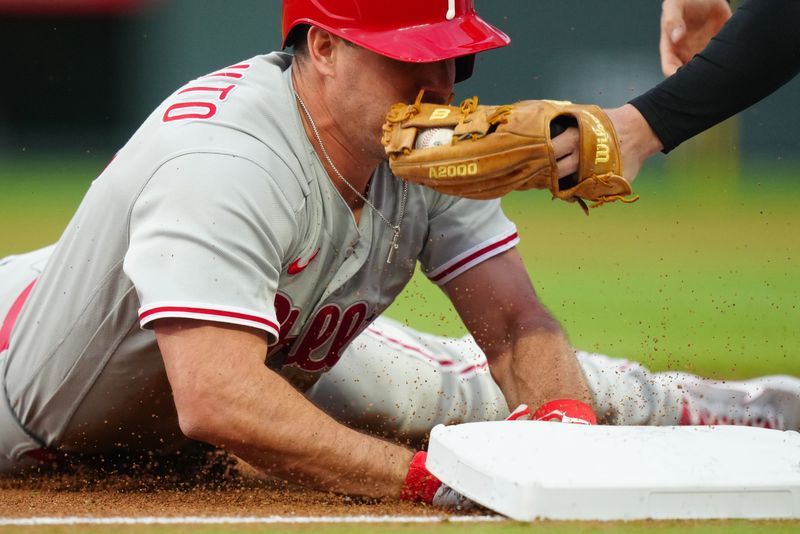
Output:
[295,92,408,264]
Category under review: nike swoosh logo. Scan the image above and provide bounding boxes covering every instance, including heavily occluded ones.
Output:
[287,248,320,275]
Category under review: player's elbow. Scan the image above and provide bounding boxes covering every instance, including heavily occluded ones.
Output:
[174,406,216,444]
[171,386,233,445]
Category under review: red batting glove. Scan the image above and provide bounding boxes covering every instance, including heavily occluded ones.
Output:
[401,451,475,509]
[506,404,532,420]
[532,399,597,425]
[401,451,441,503]
[506,400,596,423]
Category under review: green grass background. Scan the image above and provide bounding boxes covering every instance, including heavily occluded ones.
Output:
[396,160,800,379]
[1,155,799,532]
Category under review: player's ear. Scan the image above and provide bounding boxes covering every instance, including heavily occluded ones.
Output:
[305,26,338,77]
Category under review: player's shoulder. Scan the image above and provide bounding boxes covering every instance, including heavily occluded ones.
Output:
[152,52,301,155]
[157,52,294,129]
[122,53,311,201]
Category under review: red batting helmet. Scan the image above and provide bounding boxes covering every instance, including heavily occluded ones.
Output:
[282,0,510,82]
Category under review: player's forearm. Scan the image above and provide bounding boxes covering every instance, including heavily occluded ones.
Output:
[212,370,414,498]
[444,250,593,411]
[158,320,413,499]
[487,317,594,412]
[182,368,413,497]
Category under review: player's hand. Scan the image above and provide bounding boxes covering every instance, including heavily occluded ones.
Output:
[531,399,597,424]
[506,400,596,424]
[660,0,732,76]
[506,404,532,420]
[552,104,663,185]
[551,125,581,183]
[401,451,476,509]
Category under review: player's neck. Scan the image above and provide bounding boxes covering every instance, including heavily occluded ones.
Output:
[294,82,379,218]
[303,111,376,202]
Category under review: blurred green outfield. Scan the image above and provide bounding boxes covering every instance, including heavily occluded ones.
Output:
[393,160,800,380]
[1,156,799,380]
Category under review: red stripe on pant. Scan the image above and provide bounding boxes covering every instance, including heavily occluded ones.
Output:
[0,279,55,463]
[0,279,36,351]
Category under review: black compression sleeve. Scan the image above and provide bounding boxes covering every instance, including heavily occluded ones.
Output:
[629,0,800,152]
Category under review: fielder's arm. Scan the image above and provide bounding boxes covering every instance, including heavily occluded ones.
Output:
[442,248,594,413]
[155,318,413,498]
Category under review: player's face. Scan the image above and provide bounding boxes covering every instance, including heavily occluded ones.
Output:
[334,43,456,160]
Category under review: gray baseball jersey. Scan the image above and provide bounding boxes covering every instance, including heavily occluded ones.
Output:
[0,52,518,464]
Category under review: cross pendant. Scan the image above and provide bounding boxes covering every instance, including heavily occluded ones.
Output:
[386,229,400,264]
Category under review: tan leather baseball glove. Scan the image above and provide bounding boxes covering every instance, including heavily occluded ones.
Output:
[381,92,638,213]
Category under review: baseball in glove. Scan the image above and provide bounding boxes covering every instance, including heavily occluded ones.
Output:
[381,91,638,213]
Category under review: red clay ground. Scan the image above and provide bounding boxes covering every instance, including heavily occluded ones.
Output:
[0,447,467,519]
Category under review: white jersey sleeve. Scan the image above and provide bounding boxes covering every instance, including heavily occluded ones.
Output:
[124,152,298,342]
[418,195,519,286]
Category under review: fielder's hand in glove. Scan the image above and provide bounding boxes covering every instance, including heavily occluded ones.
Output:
[382,91,638,213]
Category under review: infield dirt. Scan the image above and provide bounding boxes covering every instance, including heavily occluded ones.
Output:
[0,447,454,518]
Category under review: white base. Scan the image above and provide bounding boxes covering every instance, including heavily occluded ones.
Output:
[426,422,800,521]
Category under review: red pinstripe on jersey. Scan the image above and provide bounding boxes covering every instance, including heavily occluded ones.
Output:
[427,230,519,285]
[366,325,488,376]
[367,326,455,367]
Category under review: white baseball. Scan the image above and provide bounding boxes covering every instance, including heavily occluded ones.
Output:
[415,128,454,149]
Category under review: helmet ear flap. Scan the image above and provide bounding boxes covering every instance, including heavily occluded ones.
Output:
[455,55,476,83]
[284,23,310,49]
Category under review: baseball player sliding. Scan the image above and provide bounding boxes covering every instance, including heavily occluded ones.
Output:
[0,0,798,508]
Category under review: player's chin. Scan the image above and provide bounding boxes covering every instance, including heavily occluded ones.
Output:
[364,138,389,163]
